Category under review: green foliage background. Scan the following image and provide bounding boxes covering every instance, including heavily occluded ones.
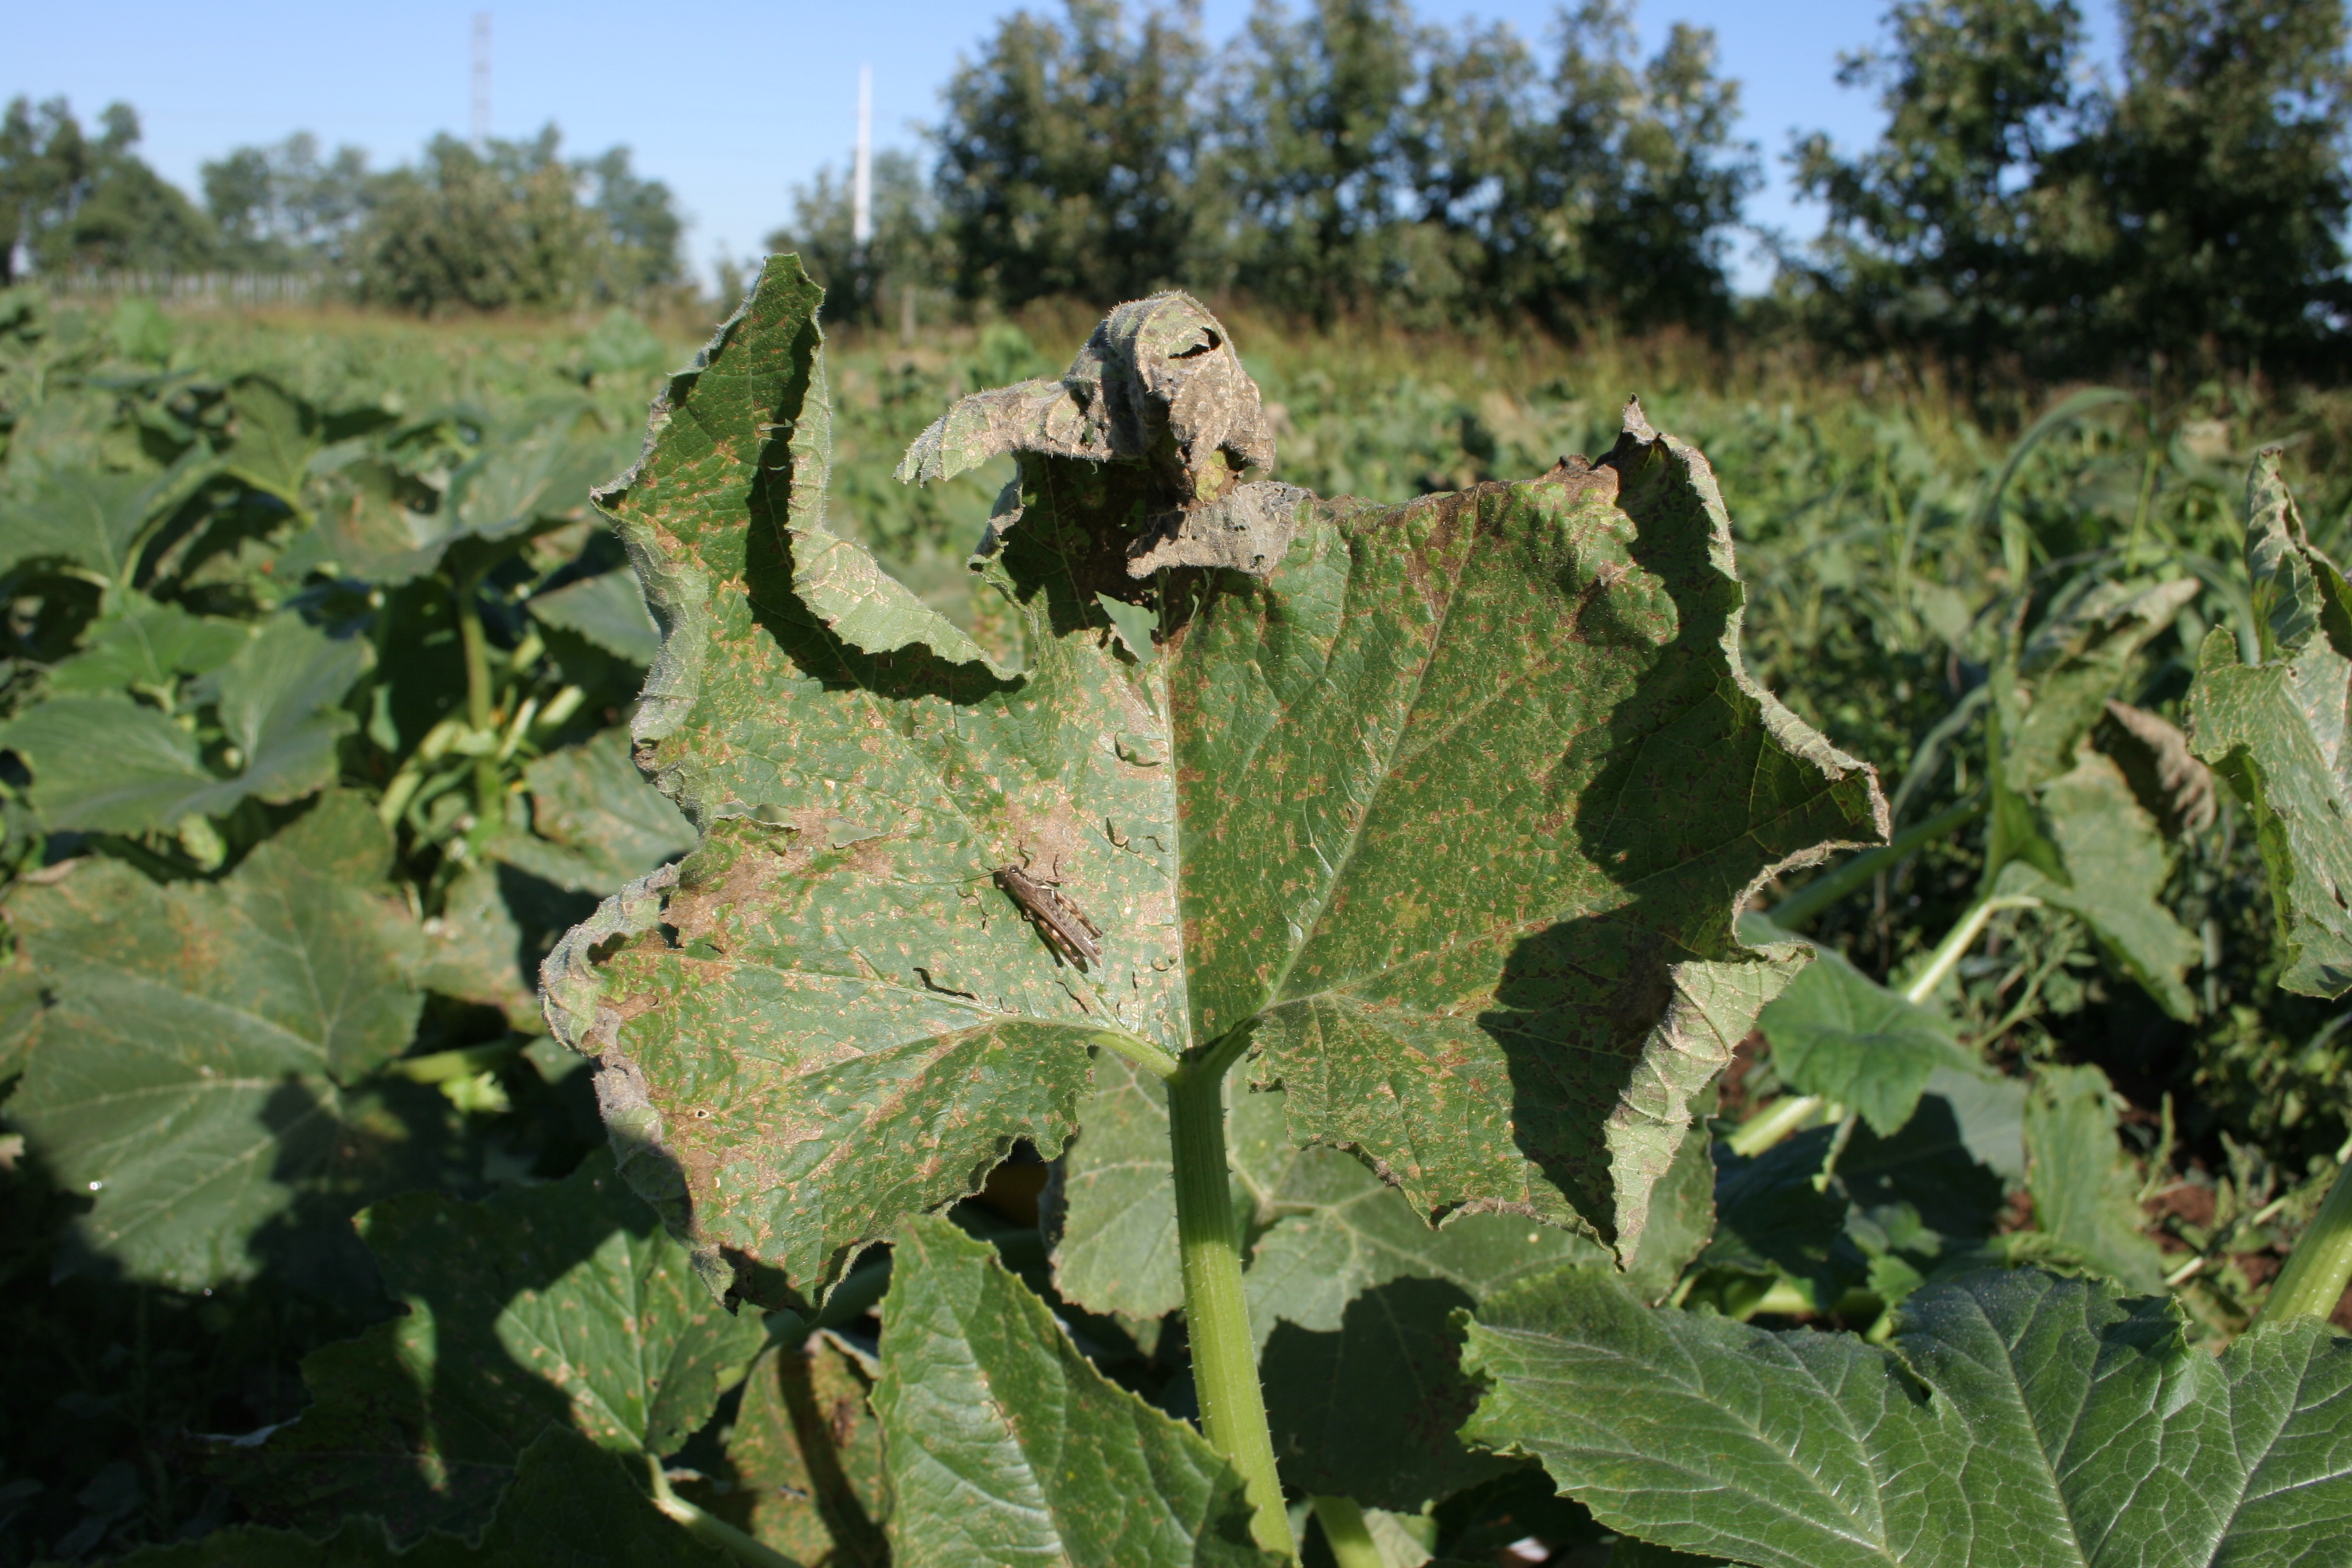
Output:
[3,207,2352,1559]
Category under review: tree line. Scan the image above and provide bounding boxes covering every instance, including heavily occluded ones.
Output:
[0,100,683,311]
[777,0,2352,375]
[6,0,2349,373]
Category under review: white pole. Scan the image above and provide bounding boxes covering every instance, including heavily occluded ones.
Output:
[852,63,873,248]
[471,13,493,152]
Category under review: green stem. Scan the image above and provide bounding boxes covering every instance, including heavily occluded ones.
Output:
[1769,795,1987,929]
[453,572,501,831]
[2257,1160,2352,1327]
[1167,1052,1292,1558]
[1310,1496,1386,1568]
[1901,893,2042,1006]
[644,1457,803,1568]
[1727,1092,1828,1157]
[390,1040,526,1084]
[1091,1028,1182,1083]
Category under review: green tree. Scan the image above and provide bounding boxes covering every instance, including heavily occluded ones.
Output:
[935,0,1219,307]
[1500,3,1757,331]
[349,128,681,315]
[1791,0,2087,362]
[765,148,948,326]
[0,98,215,280]
[1221,0,1428,315]
[201,132,371,272]
[583,145,685,295]
[2045,0,2352,369]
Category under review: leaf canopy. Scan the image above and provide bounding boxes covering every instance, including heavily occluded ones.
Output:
[1463,1265,2352,1568]
[545,259,1881,1306]
[127,1427,724,1567]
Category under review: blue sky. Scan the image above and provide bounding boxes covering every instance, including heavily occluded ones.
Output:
[5,1,2092,293]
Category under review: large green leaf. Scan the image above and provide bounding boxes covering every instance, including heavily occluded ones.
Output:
[545,262,1880,1304]
[48,597,249,693]
[2022,1063,2167,1292]
[4,798,426,1286]
[528,569,663,665]
[2188,450,2352,998]
[414,863,542,1029]
[1997,748,2200,1020]
[0,446,213,586]
[490,729,695,896]
[222,377,326,510]
[1199,410,1879,1250]
[228,1149,767,1545]
[1,610,371,832]
[874,1216,1279,1568]
[1462,1265,2352,1568]
[307,407,633,585]
[1753,949,1975,1136]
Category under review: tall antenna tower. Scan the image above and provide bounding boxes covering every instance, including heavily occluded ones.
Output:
[471,13,493,151]
[852,64,874,248]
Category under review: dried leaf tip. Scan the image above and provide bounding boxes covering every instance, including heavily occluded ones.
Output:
[896,291,1275,500]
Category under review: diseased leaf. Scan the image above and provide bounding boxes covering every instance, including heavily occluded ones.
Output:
[693,1331,890,1566]
[2022,1063,2168,1292]
[1463,1265,2352,1568]
[1753,950,1974,1136]
[529,569,663,665]
[1208,417,1881,1253]
[874,1216,1279,1568]
[6,822,427,1287]
[2188,450,2352,999]
[227,1150,766,1546]
[546,264,1878,1307]
[491,729,695,897]
[1042,1050,1192,1322]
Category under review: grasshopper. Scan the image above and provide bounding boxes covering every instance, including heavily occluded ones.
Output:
[994,864,1104,969]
